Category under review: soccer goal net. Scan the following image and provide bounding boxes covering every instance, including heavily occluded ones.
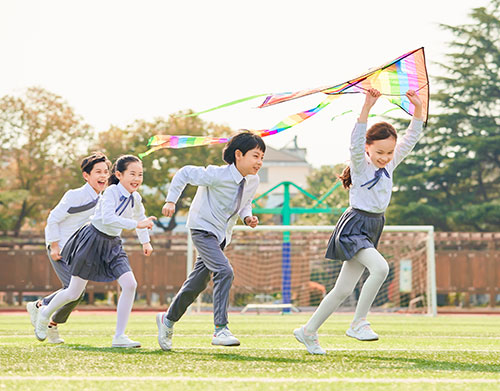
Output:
[187,225,436,316]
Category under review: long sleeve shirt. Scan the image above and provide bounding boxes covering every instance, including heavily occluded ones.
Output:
[349,118,424,213]
[90,183,150,244]
[45,183,100,250]
[166,163,259,245]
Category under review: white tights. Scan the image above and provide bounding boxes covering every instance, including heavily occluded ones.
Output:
[40,272,138,337]
[305,248,389,333]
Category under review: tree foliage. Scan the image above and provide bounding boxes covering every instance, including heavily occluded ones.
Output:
[0,87,92,235]
[387,0,500,231]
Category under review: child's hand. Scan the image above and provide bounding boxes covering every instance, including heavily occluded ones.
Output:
[50,242,62,261]
[244,216,259,228]
[406,90,422,107]
[406,90,424,120]
[142,242,153,256]
[358,88,381,123]
[137,216,157,229]
[162,202,175,217]
[364,88,381,108]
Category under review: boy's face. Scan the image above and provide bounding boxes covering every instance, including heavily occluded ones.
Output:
[83,161,109,194]
[235,147,265,177]
[116,161,144,193]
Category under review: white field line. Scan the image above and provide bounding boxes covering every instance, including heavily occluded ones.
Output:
[0,376,499,384]
[2,333,500,340]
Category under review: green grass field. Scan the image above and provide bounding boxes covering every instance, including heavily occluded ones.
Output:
[1,311,499,390]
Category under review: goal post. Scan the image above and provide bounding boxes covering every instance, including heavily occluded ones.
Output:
[186,225,437,316]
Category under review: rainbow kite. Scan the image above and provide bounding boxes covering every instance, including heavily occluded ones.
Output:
[139,47,428,158]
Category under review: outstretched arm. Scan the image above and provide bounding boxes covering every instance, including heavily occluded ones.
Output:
[358,88,381,123]
[406,90,423,121]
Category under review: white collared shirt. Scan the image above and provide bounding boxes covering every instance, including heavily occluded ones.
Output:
[90,182,150,244]
[349,118,424,213]
[45,183,99,250]
[166,163,259,244]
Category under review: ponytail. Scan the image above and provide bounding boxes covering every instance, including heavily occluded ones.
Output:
[108,155,141,186]
[338,166,352,189]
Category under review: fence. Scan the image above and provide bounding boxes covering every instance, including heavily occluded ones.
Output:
[0,230,499,311]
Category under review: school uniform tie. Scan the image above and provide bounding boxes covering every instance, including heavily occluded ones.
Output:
[67,197,99,214]
[360,167,390,190]
[115,194,135,216]
[228,178,245,220]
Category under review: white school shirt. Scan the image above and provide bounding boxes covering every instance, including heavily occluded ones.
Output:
[45,183,100,250]
[90,182,150,244]
[349,118,424,213]
[166,163,259,245]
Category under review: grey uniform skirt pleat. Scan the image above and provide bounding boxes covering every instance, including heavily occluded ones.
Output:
[61,223,132,282]
[325,207,385,261]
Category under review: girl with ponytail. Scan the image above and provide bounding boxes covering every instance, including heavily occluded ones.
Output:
[294,88,424,354]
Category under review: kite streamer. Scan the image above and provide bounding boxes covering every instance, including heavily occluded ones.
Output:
[140,47,428,157]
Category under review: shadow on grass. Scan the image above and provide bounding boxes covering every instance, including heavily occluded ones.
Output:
[368,355,500,373]
[64,344,325,364]
[179,349,311,364]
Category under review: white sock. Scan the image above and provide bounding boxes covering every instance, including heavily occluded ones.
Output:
[40,276,87,320]
[115,272,137,337]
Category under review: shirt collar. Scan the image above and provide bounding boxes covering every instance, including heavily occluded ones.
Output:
[117,182,132,198]
[229,163,244,184]
[83,182,100,199]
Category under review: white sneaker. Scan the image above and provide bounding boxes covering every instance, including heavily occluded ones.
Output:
[155,313,173,351]
[47,326,64,344]
[346,320,379,341]
[35,313,50,341]
[293,326,326,355]
[212,327,240,346]
[26,301,39,327]
[111,334,141,348]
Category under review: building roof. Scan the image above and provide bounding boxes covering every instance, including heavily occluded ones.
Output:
[264,146,308,163]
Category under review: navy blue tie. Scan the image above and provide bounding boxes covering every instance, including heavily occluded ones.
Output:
[228,178,245,220]
[360,168,390,190]
[67,197,99,214]
[115,194,134,216]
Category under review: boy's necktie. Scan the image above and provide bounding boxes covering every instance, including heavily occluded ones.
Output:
[360,167,390,190]
[115,194,135,216]
[67,197,99,214]
[228,178,245,220]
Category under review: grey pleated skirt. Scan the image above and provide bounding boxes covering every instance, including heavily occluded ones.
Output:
[325,207,385,261]
[61,223,132,282]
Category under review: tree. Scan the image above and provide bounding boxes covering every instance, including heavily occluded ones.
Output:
[292,164,349,225]
[0,87,93,235]
[387,1,500,231]
[94,112,232,230]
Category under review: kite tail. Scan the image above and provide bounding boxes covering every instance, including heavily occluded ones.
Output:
[181,93,270,117]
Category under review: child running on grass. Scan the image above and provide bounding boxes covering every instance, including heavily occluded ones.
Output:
[294,88,424,354]
[156,131,265,350]
[26,152,110,344]
[35,155,156,348]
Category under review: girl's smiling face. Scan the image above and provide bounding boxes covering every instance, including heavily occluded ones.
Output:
[115,161,143,193]
[365,137,396,168]
[83,161,109,194]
